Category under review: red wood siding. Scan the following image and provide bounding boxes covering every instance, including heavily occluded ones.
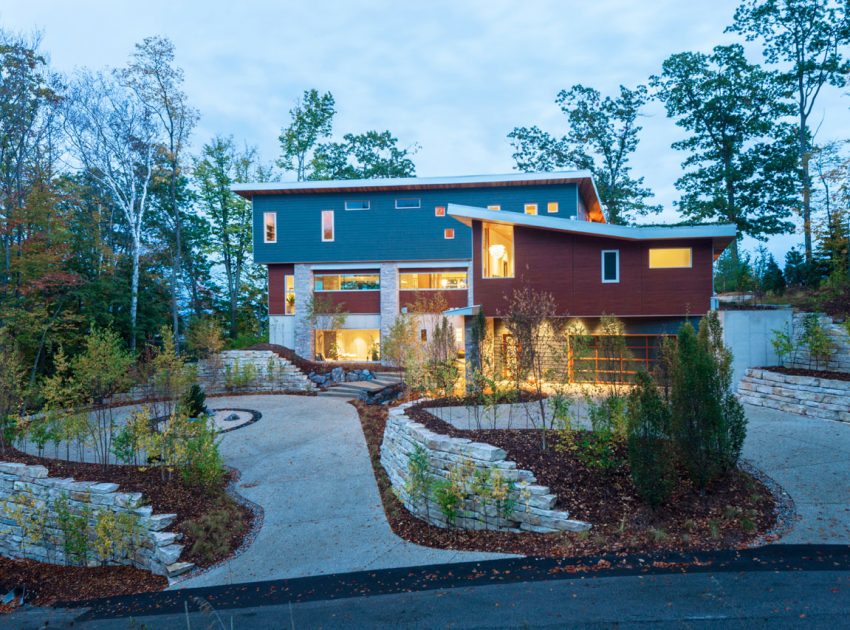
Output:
[399,290,468,312]
[318,291,380,314]
[268,264,293,315]
[472,221,713,317]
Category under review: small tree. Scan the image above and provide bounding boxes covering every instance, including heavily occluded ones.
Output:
[800,313,834,370]
[149,326,196,419]
[426,316,459,396]
[626,371,676,508]
[307,294,349,360]
[0,328,26,453]
[502,287,561,450]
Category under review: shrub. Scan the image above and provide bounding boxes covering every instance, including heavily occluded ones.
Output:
[179,415,225,489]
[671,315,747,490]
[179,383,208,418]
[770,325,795,365]
[800,313,834,369]
[626,371,676,508]
[587,394,628,440]
[186,316,225,360]
[184,502,247,564]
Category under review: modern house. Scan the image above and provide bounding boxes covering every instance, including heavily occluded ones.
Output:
[234,171,735,376]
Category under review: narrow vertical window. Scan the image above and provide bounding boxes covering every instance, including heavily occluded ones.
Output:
[524,203,538,215]
[547,201,559,213]
[601,250,620,283]
[482,223,514,278]
[264,212,276,243]
[321,210,334,242]
[444,228,455,239]
[284,275,295,314]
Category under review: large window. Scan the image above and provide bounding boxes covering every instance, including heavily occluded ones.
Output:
[649,247,692,269]
[321,210,334,242]
[316,329,380,362]
[284,275,295,314]
[263,212,276,243]
[314,273,380,291]
[399,271,468,290]
[601,250,620,283]
[482,222,514,278]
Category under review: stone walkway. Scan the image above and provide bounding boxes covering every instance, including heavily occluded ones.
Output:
[742,404,850,544]
[174,395,508,588]
[317,371,402,401]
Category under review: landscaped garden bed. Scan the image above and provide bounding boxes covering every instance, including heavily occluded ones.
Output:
[358,401,780,557]
[0,447,253,607]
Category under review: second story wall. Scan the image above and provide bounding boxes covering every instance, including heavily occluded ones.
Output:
[253,184,581,264]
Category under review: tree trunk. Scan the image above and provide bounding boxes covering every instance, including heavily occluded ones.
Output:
[170,157,182,352]
[130,235,141,352]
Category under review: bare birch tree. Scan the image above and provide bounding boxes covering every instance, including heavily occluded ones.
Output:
[64,70,157,350]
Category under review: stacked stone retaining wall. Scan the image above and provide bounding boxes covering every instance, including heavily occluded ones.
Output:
[0,462,192,578]
[197,350,313,393]
[380,401,590,533]
[786,313,850,374]
[738,368,850,423]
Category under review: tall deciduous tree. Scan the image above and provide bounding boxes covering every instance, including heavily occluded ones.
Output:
[194,136,258,338]
[651,44,798,263]
[508,84,659,224]
[64,70,157,350]
[122,36,198,350]
[278,89,335,181]
[311,130,418,180]
[729,0,850,264]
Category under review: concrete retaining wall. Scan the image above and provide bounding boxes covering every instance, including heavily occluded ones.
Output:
[0,462,192,577]
[718,308,793,386]
[380,401,590,533]
[737,368,850,423]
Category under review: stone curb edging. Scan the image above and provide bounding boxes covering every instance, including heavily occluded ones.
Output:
[737,459,797,546]
[0,461,193,578]
[380,400,591,534]
[738,368,850,423]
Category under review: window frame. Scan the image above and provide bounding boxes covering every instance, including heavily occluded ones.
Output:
[399,271,469,291]
[601,249,620,284]
[524,203,538,215]
[435,205,446,217]
[482,222,515,279]
[263,212,277,243]
[648,247,693,269]
[284,274,296,315]
[547,201,559,213]
[344,200,370,211]
[313,273,380,292]
[321,210,334,242]
[395,197,421,209]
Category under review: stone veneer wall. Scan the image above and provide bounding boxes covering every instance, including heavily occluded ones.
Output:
[381,401,591,533]
[197,350,313,393]
[0,462,192,578]
[738,368,850,423]
[786,313,850,374]
[293,263,314,359]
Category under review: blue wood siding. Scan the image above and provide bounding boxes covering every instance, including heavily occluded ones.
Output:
[253,183,579,264]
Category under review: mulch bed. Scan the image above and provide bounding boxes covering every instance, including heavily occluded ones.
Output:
[757,365,850,382]
[0,447,253,607]
[251,342,403,375]
[355,401,780,559]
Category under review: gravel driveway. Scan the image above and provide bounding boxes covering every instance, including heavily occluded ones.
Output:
[174,395,508,588]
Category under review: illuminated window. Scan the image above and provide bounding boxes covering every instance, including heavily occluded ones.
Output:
[395,198,421,209]
[547,202,558,213]
[321,210,334,242]
[601,250,620,283]
[264,212,276,243]
[316,329,380,362]
[487,205,501,211]
[399,271,468,290]
[482,222,514,278]
[649,248,692,269]
[284,275,296,314]
[344,200,369,210]
[435,205,446,217]
[314,274,380,291]
[420,329,428,342]
[524,203,538,215]
[444,228,455,239]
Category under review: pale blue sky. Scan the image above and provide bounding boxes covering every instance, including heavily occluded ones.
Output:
[3,0,849,261]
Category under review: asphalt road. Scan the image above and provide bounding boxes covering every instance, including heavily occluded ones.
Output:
[10,545,850,629]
